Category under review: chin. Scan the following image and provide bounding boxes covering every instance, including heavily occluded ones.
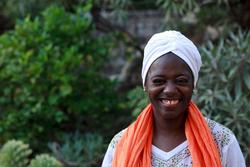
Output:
[161,109,186,120]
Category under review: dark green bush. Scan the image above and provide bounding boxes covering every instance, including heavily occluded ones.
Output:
[127,86,148,118]
[0,4,122,150]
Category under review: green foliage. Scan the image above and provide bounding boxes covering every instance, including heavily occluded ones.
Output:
[0,4,122,150]
[0,140,32,167]
[49,132,105,167]
[156,0,230,16]
[127,86,148,117]
[28,154,62,167]
[0,0,87,20]
[153,0,236,37]
[196,29,250,159]
[0,140,62,167]
[0,0,61,19]
[156,0,198,16]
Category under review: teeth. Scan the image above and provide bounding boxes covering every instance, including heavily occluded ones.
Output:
[162,100,179,105]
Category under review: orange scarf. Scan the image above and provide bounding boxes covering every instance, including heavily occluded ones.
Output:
[112,101,221,167]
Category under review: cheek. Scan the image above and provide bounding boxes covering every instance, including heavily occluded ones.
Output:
[183,88,193,100]
[146,91,156,101]
[146,87,162,99]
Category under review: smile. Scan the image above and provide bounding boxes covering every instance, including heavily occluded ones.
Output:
[160,99,179,107]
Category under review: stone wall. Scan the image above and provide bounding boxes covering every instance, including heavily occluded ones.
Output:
[125,10,165,40]
[102,10,165,40]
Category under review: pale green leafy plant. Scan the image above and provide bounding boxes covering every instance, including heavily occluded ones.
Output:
[28,154,62,167]
[0,140,32,167]
[196,29,250,161]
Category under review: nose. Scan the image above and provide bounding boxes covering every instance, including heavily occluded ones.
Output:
[163,81,177,95]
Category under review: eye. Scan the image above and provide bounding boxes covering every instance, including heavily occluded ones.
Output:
[176,77,189,85]
[152,78,165,85]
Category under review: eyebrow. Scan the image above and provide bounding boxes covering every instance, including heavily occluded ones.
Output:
[149,73,191,78]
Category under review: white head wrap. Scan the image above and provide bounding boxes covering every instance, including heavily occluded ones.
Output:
[142,30,202,87]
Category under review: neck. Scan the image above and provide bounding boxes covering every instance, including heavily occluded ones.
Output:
[153,110,187,138]
[152,110,187,151]
[153,111,187,136]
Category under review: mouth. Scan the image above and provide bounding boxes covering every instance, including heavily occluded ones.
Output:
[160,99,180,107]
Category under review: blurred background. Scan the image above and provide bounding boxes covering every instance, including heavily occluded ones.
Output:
[0,0,249,166]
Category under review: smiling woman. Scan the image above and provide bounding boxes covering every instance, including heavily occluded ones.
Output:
[101,31,246,167]
[145,53,193,121]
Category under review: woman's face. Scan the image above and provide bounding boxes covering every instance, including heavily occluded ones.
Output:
[145,53,194,120]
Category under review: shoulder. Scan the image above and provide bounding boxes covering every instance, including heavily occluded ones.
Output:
[108,129,125,150]
[205,118,246,166]
[205,118,235,149]
[101,129,126,167]
[205,118,242,159]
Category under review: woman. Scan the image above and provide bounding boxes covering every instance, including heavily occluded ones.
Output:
[102,31,245,167]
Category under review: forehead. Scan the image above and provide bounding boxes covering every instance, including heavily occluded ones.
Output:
[147,52,193,77]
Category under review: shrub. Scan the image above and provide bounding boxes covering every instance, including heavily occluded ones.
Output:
[196,29,250,161]
[49,132,105,167]
[28,154,62,167]
[0,140,32,167]
[0,3,122,150]
[127,86,148,117]
[0,140,62,167]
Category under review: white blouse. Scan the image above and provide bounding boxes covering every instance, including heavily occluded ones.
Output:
[102,118,246,167]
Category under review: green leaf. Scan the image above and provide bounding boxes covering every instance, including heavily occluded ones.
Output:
[228,66,238,79]
[235,80,242,98]
[48,95,59,105]
[60,84,72,96]
[243,72,250,90]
